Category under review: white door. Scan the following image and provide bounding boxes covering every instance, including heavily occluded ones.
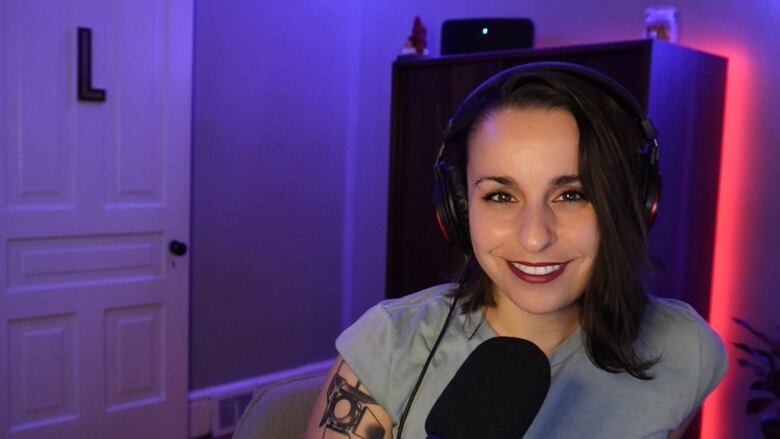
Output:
[0,1,192,438]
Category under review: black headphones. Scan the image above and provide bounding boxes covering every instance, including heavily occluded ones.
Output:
[432,61,662,254]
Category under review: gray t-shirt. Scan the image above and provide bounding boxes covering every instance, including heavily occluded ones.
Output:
[336,284,728,438]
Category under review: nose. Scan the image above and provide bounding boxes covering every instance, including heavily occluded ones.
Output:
[516,202,556,253]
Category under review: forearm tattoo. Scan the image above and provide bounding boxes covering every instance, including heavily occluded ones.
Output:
[318,361,386,439]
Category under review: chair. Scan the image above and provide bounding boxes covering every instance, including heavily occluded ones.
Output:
[232,371,327,439]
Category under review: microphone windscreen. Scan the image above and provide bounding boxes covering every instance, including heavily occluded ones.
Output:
[425,337,551,439]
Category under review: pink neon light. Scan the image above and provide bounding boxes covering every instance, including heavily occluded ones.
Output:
[696,44,752,438]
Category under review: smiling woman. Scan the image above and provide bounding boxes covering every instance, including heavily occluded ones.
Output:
[304,63,728,439]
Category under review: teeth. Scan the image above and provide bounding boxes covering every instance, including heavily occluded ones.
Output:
[512,262,562,276]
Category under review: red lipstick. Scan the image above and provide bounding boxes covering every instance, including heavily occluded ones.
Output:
[506,260,567,284]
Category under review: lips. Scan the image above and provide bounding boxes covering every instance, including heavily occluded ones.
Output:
[507,260,568,283]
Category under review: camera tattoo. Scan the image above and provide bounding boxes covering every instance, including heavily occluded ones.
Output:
[318,361,386,439]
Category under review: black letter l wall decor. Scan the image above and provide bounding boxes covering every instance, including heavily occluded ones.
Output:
[77,27,106,102]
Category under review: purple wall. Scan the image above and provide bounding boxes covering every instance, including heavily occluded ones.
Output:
[192,1,780,436]
[190,0,359,388]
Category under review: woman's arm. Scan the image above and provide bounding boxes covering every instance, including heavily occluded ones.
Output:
[304,356,393,439]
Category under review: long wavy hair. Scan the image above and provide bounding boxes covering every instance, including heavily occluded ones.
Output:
[443,67,659,379]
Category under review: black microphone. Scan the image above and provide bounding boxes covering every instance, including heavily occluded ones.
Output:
[425,337,551,439]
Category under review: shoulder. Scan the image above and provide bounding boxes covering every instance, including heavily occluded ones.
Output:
[377,283,457,326]
[642,296,725,358]
[339,283,456,341]
[334,284,457,411]
[336,283,457,359]
[641,296,728,408]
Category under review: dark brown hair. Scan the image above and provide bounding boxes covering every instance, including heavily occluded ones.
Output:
[444,68,658,379]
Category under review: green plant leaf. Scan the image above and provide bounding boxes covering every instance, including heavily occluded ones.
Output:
[755,349,775,367]
[750,380,772,391]
[733,342,775,367]
[738,358,767,377]
[746,397,773,414]
[768,371,780,398]
[733,318,780,362]
[734,317,771,344]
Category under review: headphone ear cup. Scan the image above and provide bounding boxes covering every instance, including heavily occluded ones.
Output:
[433,162,471,253]
[643,170,661,228]
[638,143,661,229]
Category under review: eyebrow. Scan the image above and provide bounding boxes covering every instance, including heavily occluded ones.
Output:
[472,174,582,188]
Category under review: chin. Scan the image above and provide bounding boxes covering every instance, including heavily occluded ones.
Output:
[495,284,583,317]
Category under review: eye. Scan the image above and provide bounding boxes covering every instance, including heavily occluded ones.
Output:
[555,190,588,203]
[483,191,516,203]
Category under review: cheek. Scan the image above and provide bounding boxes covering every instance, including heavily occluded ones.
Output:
[469,203,492,240]
[467,204,508,250]
[467,207,487,249]
[566,212,600,258]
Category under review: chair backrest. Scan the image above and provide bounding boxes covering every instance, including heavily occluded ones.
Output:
[232,371,327,439]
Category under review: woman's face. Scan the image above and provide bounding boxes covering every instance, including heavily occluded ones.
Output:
[466,106,599,318]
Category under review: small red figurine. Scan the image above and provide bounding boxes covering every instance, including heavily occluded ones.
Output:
[401,16,429,56]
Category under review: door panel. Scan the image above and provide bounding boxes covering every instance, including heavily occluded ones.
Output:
[8,315,77,430]
[104,304,164,411]
[4,2,77,210]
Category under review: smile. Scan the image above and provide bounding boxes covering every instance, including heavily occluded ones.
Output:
[507,260,568,283]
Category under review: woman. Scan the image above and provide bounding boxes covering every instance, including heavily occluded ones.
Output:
[305,63,727,438]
